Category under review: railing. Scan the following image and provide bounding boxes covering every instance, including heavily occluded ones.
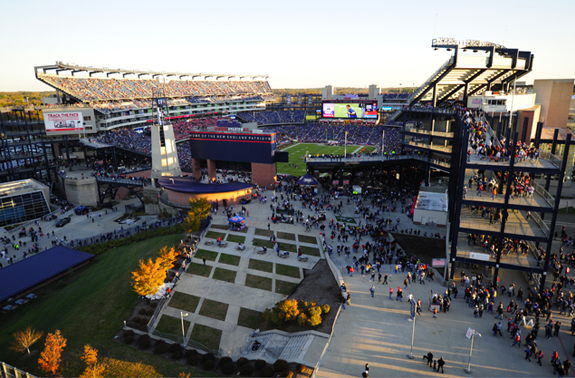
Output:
[1,361,37,378]
[458,219,547,238]
[151,329,220,355]
[404,127,454,138]
[539,151,562,168]
[405,140,453,153]
[531,212,550,237]
[533,181,555,208]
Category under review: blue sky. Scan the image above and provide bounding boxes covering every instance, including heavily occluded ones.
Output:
[1,0,574,91]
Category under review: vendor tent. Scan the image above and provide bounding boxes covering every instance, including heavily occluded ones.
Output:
[228,215,246,230]
[297,174,319,187]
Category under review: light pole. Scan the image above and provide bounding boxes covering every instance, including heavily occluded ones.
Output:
[180,312,189,347]
[407,314,416,359]
[344,131,348,162]
[465,329,481,374]
[381,129,385,158]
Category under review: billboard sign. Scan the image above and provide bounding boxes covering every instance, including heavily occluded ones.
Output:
[322,101,378,119]
[43,112,84,133]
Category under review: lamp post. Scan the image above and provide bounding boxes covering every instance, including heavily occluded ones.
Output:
[344,132,348,162]
[465,329,481,374]
[381,129,385,159]
[180,312,189,347]
[407,314,416,359]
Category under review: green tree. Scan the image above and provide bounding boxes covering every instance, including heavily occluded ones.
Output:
[10,326,43,355]
[185,197,211,233]
[131,258,166,297]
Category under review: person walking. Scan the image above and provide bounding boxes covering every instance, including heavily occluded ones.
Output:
[202,257,206,266]
[536,350,544,366]
[436,357,445,373]
[433,307,438,319]
[382,273,388,285]
[369,285,375,298]
[389,286,394,300]
[396,287,403,302]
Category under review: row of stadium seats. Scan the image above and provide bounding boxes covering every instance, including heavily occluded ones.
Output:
[239,110,305,125]
[37,73,272,102]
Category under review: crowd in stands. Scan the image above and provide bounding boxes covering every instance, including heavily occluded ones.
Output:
[261,123,402,152]
[381,92,411,100]
[38,74,272,102]
[239,110,305,125]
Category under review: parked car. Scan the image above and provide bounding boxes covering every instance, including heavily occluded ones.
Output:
[56,217,71,227]
[75,206,90,215]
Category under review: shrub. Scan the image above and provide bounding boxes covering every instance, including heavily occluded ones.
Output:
[297,364,306,373]
[132,316,141,324]
[187,355,201,366]
[146,308,155,315]
[308,313,322,327]
[139,317,149,325]
[203,359,215,370]
[185,349,198,358]
[322,304,330,314]
[284,371,294,378]
[239,363,253,376]
[236,357,249,367]
[220,362,235,374]
[297,313,308,326]
[151,302,158,308]
[261,366,274,377]
[172,350,184,359]
[255,359,267,371]
[274,359,288,372]
[138,308,147,315]
[124,335,134,344]
[202,352,215,362]
[219,356,233,366]
[278,299,300,321]
[137,334,151,349]
[154,340,168,354]
[168,343,182,353]
[124,330,135,339]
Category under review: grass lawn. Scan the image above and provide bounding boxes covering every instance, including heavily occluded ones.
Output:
[252,238,274,249]
[276,264,301,278]
[277,231,296,241]
[168,292,201,313]
[0,234,212,378]
[198,299,229,321]
[248,258,273,273]
[254,228,274,237]
[298,234,317,244]
[189,324,222,352]
[244,274,272,291]
[277,143,368,176]
[205,230,226,240]
[210,224,228,230]
[218,253,241,266]
[226,234,246,244]
[212,267,237,283]
[300,245,321,257]
[275,280,299,295]
[195,249,218,261]
[237,308,264,329]
[155,314,191,335]
[252,238,297,252]
[187,262,212,277]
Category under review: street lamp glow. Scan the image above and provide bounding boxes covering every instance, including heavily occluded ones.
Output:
[181,312,189,347]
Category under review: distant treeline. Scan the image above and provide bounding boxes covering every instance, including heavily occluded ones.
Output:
[0,91,55,107]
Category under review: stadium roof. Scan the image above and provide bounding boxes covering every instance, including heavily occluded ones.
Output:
[405,38,534,106]
[34,61,269,80]
[0,246,94,303]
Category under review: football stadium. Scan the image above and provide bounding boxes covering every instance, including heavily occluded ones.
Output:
[2,34,575,378]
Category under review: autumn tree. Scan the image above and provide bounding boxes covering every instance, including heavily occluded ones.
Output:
[38,329,66,376]
[185,197,211,233]
[80,344,106,378]
[157,246,178,272]
[132,258,166,297]
[10,326,43,355]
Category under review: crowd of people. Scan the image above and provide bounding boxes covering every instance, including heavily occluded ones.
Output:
[239,110,305,125]
[38,73,272,102]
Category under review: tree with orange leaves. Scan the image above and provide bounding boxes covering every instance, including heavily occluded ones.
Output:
[38,329,66,376]
[157,246,178,272]
[80,344,106,378]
